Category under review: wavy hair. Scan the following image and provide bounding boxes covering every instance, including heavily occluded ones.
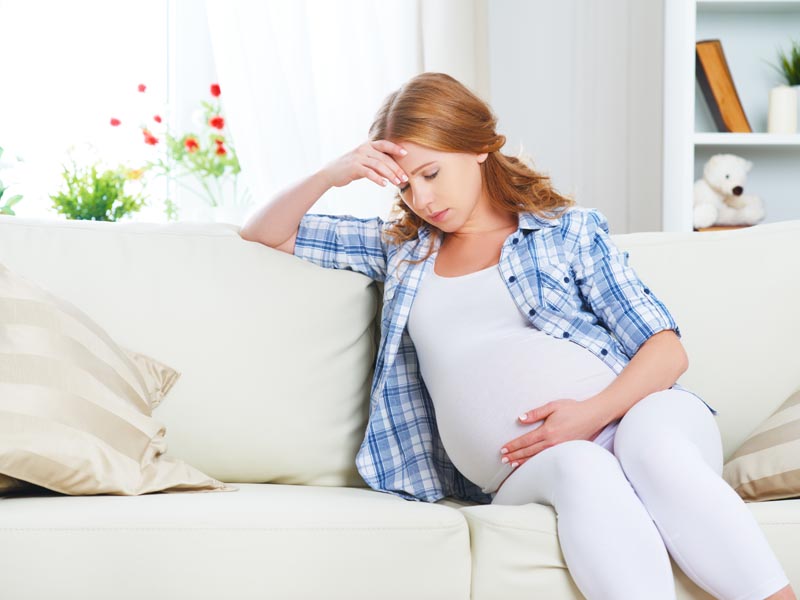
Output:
[368,72,576,265]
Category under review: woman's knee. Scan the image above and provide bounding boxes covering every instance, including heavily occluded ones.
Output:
[613,389,723,475]
[545,440,626,493]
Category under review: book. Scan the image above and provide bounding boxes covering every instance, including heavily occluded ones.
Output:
[696,39,752,133]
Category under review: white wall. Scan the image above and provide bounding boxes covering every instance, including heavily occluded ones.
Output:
[487,0,664,234]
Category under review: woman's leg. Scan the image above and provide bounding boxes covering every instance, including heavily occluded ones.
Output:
[492,439,677,599]
[612,389,792,600]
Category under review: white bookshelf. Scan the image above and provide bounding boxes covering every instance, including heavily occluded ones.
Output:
[663,0,800,232]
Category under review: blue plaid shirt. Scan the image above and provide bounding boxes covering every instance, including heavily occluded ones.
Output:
[294,205,717,505]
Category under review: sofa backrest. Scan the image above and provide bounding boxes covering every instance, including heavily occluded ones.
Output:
[0,215,378,488]
[613,220,800,459]
[1,214,797,480]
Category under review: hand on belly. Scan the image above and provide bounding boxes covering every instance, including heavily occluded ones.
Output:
[499,398,608,470]
[430,357,617,494]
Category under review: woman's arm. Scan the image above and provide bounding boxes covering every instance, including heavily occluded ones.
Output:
[240,169,333,252]
[239,139,407,254]
[582,329,688,428]
[570,208,683,360]
[567,207,689,425]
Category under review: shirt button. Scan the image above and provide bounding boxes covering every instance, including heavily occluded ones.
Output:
[575,278,583,285]
[600,348,608,355]
[511,238,519,244]
[508,275,516,283]
[644,288,650,294]
[528,308,536,316]
[562,332,570,338]
[563,276,570,283]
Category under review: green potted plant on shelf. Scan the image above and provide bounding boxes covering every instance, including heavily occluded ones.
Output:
[49,155,148,221]
[771,38,800,86]
[769,39,800,135]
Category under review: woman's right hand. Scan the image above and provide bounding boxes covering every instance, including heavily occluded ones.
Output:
[320,140,409,189]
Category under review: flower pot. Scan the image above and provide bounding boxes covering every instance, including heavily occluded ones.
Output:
[768,85,798,134]
[794,85,800,133]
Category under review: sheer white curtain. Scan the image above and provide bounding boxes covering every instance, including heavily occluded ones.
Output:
[205,0,488,219]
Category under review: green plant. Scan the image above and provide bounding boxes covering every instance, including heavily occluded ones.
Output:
[770,39,800,86]
[49,159,147,221]
[0,146,23,216]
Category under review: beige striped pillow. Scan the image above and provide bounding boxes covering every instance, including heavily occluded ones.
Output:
[0,261,237,496]
[0,347,180,495]
[723,389,800,502]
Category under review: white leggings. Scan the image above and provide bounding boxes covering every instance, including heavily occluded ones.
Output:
[491,389,791,600]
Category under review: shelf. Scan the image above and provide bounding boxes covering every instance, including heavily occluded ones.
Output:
[662,0,800,232]
[698,1,800,11]
[695,133,800,145]
[694,224,753,232]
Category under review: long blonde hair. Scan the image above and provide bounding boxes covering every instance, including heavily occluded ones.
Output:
[369,72,576,265]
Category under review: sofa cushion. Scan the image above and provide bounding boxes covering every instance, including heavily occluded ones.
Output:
[454,498,800,599]
[0,483,473,600]
[723,388,800,501]
[0,261,232,496]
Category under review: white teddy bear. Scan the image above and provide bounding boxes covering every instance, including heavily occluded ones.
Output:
[693,153,765,229]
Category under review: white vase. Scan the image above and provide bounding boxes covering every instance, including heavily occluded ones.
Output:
[768,85,798,133]
[794,85,800,133]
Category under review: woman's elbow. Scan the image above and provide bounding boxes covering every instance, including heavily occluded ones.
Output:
[677,343,689,374]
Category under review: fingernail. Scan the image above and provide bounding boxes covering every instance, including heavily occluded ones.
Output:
[519,413,527,420]
[500,448,508,455]
[511,462,519,468]
[501,457,509,464]
[400,149,407,155]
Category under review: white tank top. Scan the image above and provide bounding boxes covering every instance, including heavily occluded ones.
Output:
[407,262,621,494]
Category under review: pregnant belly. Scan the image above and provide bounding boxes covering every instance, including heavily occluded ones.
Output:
[427,338,618,494]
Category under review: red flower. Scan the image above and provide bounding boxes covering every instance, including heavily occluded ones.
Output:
[210,83,221,97]
[209,116,225,130]
[214,136,225,145]
[215,144,227,156]
[153,115,162,123]
[110,118,121,126]
[142,128,159,145]
[184,137,199,153]
[138,83,147,93]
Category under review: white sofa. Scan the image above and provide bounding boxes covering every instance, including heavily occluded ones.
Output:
[0,213,798,600]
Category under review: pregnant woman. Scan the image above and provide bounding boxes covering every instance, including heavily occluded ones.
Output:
[240,72,794,600]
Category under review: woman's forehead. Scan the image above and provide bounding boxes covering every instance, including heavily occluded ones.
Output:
[395,142,460,163]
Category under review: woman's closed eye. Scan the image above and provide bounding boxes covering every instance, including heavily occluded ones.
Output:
[399,170,438,193]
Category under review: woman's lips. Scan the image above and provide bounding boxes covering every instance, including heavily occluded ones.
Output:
[430,209,449,222]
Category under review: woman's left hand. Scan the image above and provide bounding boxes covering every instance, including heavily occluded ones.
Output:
[499,399,608,469]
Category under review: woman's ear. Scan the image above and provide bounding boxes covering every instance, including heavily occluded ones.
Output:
[477,152,488,164]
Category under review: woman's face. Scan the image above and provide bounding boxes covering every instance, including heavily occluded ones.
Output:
[392,141,488,231]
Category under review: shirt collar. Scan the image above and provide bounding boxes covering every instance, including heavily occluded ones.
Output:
[417,210,560,240]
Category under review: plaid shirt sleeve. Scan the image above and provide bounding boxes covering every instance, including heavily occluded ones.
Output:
[569,208,681,359]
[293,213,389,282]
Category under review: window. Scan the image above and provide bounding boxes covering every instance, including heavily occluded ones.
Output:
[0,0,169,221]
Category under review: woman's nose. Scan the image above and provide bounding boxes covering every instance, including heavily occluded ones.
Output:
[411,190,434,210]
